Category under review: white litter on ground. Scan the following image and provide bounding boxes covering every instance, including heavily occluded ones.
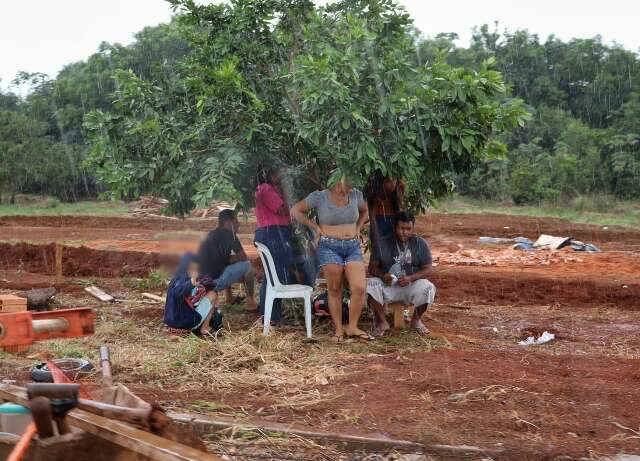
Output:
[519,331,556,346]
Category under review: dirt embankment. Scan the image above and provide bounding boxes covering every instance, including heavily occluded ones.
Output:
[2,241,639,310]
[432,267,640,310]
[0,242,177,278]
[0,215,257,234]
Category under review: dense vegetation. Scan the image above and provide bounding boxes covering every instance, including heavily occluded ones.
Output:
[1,1,638,211]
[421,26,640,204]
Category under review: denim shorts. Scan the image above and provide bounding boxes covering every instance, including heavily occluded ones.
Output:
[316,237,363,267]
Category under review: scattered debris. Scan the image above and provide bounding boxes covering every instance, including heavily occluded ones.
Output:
[129,195,169,217]
[84,286,115,303]
[478,236,532,245]
[31,358,95,383]
[570,240,601,252]
[512,234,601,253]
[190,200,235,218]
[519,331,555,346]
[533,234,571,250]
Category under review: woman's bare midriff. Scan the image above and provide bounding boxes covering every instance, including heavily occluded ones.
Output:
[320,223,358,240]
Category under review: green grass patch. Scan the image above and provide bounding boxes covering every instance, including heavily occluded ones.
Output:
[436,195,640,228]
[0,199,130,216]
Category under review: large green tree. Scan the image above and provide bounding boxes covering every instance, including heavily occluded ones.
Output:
[84,0,529,215]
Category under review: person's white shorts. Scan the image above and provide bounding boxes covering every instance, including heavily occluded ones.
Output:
[366,277,436,307]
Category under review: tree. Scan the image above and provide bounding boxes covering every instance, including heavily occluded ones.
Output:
[85,0,529,215]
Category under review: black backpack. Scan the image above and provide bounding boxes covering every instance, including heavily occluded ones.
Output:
[312,290,349,322]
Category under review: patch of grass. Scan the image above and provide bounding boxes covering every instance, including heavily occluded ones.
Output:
[436,195,640,228]
[123,268,170,291]
[0,199,130,216]
[154,230,204,240]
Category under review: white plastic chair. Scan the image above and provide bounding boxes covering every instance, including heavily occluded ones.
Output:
[254,241,313,337]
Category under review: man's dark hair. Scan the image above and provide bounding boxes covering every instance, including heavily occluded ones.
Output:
[395,211,415,225]
[218,209,237,227]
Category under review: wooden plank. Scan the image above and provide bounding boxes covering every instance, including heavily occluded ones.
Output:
[141,293,165,303]
[391,303,405,329]
[170,412,426,452]
[0,385,223,461]
[55,244,64,284]
[84,286,115,303]
[169,412,506,458]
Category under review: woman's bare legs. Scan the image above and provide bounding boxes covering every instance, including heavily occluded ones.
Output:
[323,264,345,341]
[343,261,368,337]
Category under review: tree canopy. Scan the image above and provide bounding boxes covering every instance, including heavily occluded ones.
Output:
[3,2,639,210]
[83,0,529,215]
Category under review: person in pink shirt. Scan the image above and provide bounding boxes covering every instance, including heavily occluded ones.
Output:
[254,167,294,323]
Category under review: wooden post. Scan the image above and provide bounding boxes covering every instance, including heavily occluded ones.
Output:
[391,303,405,329]
[55,244,63,285]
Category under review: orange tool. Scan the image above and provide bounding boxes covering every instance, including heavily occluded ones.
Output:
[0,308,94,352]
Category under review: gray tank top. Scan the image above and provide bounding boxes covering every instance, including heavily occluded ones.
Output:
[304,189,365,226]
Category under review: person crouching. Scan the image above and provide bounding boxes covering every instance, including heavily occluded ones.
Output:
[366,212,436,336]
[164,253,222,336]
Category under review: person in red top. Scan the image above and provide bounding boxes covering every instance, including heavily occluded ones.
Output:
[254,167,294,323]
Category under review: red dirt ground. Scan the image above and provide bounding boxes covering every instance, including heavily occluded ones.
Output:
[1,212,639,458]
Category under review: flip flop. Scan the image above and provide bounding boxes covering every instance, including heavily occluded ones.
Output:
[347,333,376,342]
[330,334,344,344]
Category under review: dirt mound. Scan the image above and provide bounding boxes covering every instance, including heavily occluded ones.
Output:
[0,242,177,277]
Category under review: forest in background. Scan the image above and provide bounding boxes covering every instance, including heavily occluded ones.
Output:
[1,4,639,210]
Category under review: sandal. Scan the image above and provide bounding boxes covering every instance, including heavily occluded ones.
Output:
[330,334,344,344]
[347,333,376,342]
[412,322,430,336]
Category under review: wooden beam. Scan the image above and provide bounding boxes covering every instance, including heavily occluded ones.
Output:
[84,286,114,303]
[0,385,223,461]
[169,412,425,452]
[141,293,165,303]
[55,244,63,285]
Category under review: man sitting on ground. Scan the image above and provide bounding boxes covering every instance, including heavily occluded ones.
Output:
[367,211,436,336]
[198,209,257,308]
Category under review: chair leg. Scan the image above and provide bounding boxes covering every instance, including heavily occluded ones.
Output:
[263,291,275,336]
[304,294,312,338]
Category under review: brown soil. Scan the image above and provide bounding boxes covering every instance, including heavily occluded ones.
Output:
[0,242,176,278]
[1,212,639,458]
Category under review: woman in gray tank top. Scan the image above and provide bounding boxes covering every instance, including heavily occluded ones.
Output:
[291,178,374,343]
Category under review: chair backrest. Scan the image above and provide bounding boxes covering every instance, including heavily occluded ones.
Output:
[254,242,282,289]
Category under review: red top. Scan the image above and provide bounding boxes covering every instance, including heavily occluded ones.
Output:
[255,183,291,227]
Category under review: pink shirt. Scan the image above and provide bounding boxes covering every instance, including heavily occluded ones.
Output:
[255,183,291,227]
